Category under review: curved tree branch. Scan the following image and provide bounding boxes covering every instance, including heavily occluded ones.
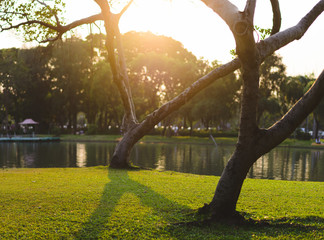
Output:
[1,19,59,32]
[0,13,104,42]
[258,0,324,60]
[94,0,138,130]
[201,0,240,30]
[257,70,324,156]
[134,0,324,136]
[117,0,134,20]
[269,0,281,35]
[61,13,103,33]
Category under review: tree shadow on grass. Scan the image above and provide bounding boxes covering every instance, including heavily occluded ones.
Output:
[73,170,324,239]
[247,215,324,230]
[164,215,324,239]
[74,169,193,239]
[241,216,324,239]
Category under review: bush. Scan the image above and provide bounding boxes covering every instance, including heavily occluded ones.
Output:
[86,124,98,135]
[295,129,311,140]
[148,126,238,138]
[50,126,61,136]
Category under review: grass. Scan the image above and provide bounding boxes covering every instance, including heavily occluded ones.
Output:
[1,167,323,239]
[58,134,122,142]
[57,134,324,149]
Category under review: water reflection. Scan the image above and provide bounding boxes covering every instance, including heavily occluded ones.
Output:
[76,143,87,167]
[0,142,323,181]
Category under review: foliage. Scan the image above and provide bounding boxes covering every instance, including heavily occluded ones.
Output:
[254,26,272,41]
[182,61,241,131]
[294,129,312,141]
[0,36,318,139]
[86,123,99,135]
[0,168,323,239]
[123,32,206,120]
[0,47,53,132]
[256,54,286,126]
[0,0,66,42]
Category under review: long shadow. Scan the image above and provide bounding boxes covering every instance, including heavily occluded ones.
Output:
[247,216,324,231]
[164,215,324,239]
[74,169,193,239]
[74,169,324,239]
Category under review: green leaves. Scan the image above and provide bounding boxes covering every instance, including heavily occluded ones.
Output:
[0,0,66,42]
[254,25,272,41]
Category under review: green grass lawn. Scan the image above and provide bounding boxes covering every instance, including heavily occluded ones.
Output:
[1,167,323,239]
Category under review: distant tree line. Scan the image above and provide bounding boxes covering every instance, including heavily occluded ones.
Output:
[0,32,322,137]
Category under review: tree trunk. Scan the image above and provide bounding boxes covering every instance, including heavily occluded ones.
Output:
[207,150,256,219]
[110,135,136,168]
[313,114,319,139]
[110,123,145,168]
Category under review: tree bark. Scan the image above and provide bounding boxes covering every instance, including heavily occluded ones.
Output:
[207,150,257,218]
[110,131,138,168]
[201,0,324,220]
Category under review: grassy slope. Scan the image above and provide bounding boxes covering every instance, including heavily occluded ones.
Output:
[1,168,323,239]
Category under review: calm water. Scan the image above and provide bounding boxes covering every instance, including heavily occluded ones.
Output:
[1,141,323,181]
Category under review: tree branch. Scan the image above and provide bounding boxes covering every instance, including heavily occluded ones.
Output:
[1,20,58,32]
[93,0,138,130]
[258,0,324,60]
[257,70,324,156]
[117,0,134,20]
[0,13,104,42]
[62,13,103,32]
[200,0,240,30]
[244,0,257,22]
[136,0,324,134]
[269,0,281,35]
[35,0,61,26]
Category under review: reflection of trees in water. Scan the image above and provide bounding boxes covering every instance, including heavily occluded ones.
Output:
[310,151,322,181]
[248,147,323,181]
[131,143,232,176]
[1,142,323,181]
[0,143,19,168]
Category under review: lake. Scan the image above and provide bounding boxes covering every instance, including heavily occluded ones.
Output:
[1,141,323,181]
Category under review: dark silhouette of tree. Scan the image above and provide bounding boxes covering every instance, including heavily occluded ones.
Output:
[0,47,52,132]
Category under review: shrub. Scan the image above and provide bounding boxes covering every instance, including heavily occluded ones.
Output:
[86,124,98,135]
[295,129,312,140]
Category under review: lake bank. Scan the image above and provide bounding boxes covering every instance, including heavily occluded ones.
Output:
[1,167,323,239]
[57,134,324,149]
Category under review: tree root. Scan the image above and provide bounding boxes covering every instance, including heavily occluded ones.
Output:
[175,207,248,227]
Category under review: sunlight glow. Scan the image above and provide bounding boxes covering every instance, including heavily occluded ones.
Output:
[1,0,323,76]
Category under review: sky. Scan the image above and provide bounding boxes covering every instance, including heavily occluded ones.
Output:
[0,0,323,77]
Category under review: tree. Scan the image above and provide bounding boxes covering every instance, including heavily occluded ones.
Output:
[49,37,93,133]
[0,47,52,131]
[198,0,324,220]
[1,0,324,221]
[257,54,285,126]
[123,31,205,121]
[188,61,240,130]
[304,76,324,139]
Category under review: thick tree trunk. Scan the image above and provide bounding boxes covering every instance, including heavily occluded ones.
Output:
[109,123,145,168]
[206,70,324,220]
[207,150,256,218]
[110,134,136,168]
